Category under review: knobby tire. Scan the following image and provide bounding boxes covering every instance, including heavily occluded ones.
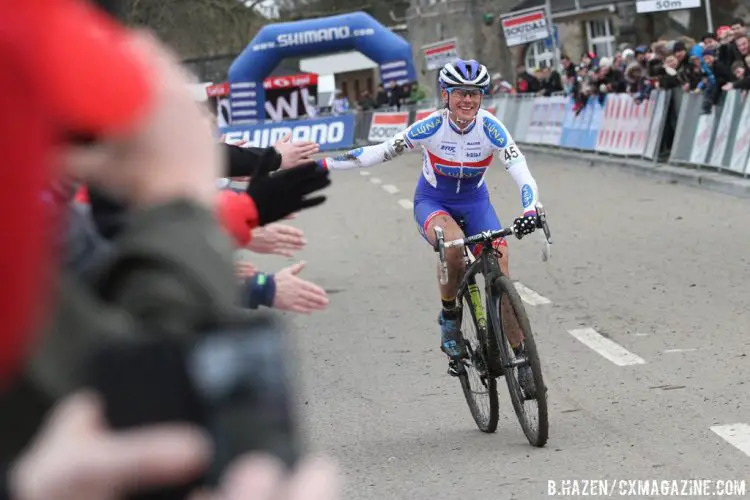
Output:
[489,274,549,447]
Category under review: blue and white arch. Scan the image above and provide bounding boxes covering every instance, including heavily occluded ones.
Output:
[227,11,417,125]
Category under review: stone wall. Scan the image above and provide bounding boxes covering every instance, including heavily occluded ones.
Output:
[405,0,518,93]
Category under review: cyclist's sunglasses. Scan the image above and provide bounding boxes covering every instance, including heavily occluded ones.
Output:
[447,87,484,99]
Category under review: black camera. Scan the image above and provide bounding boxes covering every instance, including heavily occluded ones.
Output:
[83,311,301,499]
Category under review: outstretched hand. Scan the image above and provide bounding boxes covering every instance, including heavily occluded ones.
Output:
[246,162,330,226]
[274,133,320,169]
[272,261,329,313]
[248,223,307,257]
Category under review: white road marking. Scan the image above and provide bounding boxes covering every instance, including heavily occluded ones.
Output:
[710,423,750,458]
[662,348,698,353]
[635,333,650,337]
[513,282,551,306]
[370,177,382,185]
[359,171,371,176]
[398,199,414,210]
[568,328,647,366]
[382,184,400,194]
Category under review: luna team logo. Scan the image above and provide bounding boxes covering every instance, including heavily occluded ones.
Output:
[521,184,534,209]
[407,115,443,142]
[482,118,509,148]
[428,151,492,179]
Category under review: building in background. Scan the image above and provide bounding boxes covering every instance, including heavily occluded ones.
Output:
[403,0,519,94]
[405,0,749,89]
[297,23,409,107]
[299,52,379,107]
[510,0,748,70]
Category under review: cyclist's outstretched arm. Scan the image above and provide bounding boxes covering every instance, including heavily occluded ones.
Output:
[318,112,444,170]
[485,117,539,216]
[317,132,415,171]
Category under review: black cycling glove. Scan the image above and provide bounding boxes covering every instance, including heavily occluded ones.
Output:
[246,162,330,225]
[512,215,538,239]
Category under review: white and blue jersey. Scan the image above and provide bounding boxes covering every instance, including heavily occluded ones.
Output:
[319,108,539,243]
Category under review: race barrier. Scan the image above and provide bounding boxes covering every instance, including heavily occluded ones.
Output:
[221,88,750,177]
[489,89,748,176]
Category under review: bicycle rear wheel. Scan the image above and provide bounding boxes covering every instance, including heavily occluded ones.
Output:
[456,278,499,433]
[488,275,549,447]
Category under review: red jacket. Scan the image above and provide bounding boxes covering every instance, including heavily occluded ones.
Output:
[216,190,260,247]
[0,0,152,386]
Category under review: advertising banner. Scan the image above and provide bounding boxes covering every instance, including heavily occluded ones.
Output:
[368,112,409,142]
[422,38,459,71]
[501,9,550,47]
[220,114,355,152]
[262,73,318,121]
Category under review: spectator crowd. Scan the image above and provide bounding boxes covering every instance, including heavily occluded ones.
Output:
[514,19,749,114]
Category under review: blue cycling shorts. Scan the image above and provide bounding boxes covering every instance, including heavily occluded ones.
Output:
[413,189,505,247]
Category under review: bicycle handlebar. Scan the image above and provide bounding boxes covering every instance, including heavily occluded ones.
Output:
[433,204,552,285]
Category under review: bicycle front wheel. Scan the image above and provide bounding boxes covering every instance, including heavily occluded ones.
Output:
[488,275,549,447]
[456,280,499,433]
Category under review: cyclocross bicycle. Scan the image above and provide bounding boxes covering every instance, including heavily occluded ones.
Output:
[433,204,551,447]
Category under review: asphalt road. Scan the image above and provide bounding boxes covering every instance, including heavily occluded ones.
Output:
[242,150,750,499]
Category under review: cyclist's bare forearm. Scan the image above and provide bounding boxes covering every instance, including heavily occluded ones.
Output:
[319,134,412,170]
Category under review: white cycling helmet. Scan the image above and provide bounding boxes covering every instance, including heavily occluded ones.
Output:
[439,59,491,93]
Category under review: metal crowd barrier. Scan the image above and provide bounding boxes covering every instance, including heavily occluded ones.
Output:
[224,90,750,178]
[351,90,750,177]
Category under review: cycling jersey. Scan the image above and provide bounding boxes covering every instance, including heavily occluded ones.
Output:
[319,108,539,243]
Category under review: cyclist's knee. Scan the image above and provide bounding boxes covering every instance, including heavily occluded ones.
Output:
[496,240,510,276]
[427,214,465,263]
[426,213,463,243]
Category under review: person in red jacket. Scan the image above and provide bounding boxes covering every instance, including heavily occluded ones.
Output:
[0,3,339,500]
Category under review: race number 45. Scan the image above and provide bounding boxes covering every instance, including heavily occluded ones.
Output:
[503,145,520,162]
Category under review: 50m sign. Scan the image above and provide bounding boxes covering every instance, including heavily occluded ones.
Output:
[635,0,701,13]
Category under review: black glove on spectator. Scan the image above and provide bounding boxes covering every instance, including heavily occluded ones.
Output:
[246,162,330,225]
[512,215,538,239]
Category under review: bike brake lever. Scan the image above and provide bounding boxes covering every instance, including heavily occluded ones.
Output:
[535,203,552,261]
[534,203,552,244]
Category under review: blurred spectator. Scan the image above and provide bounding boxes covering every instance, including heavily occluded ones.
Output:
[724,60,750,91]
[375,83,389,108]
[399,82,412,106]
[700,47,732,113]
[407,81,428,105]
[659,55,682,90]
[331,89,350,115]
[516,63,540,94]
[620,48,636,71]
[387,81,402,109]
[593,57,626,100]
[580,51,597,71]
[540,66,563,96]
[490,72,513,95]
[560,55,577,79]
[635,46,649,68]
[357,90,376,110]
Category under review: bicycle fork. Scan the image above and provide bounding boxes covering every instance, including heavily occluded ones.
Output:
[468,280,486,329]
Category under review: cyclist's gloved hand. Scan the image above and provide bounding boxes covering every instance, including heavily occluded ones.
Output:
[246,161,330,225]
[512,214,537,239]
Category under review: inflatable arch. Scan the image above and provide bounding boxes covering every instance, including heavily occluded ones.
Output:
[227,11,417,123]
